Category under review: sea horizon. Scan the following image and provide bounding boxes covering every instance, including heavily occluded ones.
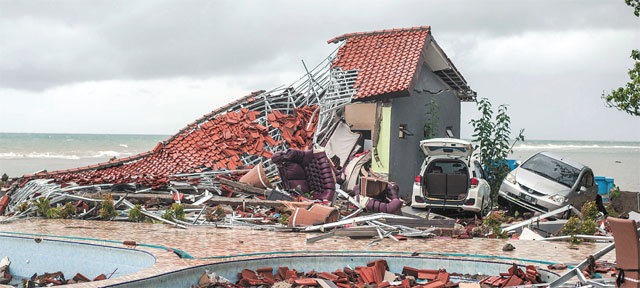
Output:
[1,133,638,191]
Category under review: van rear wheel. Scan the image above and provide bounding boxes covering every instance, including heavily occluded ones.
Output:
[479,197,492,218]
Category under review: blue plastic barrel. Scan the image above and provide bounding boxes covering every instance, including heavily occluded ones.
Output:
[595,176,615,202]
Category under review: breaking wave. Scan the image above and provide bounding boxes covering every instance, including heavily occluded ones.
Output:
[0,151,133,159]
[513,143,640,151]
[91,151,132,158]
[0,152,81,160]
[119,144,128,148]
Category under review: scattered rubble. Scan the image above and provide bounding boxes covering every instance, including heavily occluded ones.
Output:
[0,258,106,288]
[479,264,541,287]
[0,257,10,285]
[203,259,498,288]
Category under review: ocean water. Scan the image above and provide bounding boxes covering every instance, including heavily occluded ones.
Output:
[0,133,166,177]
[0,134,638,191]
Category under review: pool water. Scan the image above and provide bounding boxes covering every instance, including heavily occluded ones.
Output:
[0,235,155,286]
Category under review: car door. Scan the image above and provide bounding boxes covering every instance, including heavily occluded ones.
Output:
[573,170,597,208]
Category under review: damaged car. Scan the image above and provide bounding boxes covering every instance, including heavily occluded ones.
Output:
[498,152,599,213]
[411,138,492,216]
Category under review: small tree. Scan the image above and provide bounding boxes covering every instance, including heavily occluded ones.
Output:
[602,49,640,116]
[602,1,639,116]
[470,98,524,201]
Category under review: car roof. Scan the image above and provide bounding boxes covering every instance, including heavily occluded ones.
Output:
[537,151,588,170]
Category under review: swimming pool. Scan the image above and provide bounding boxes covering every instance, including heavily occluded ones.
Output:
[0,234,155,285]
[105,254,561,287]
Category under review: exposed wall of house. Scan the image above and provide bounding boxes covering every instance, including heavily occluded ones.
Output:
[388,63,461,198]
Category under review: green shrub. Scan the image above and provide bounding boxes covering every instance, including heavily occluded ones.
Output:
[60,203,74,219]
[128,204,145,222]
[172,203,185,221]
[560,201,602,244]
[162,208,174,221]
[605,203,620,218]
[206,205,226,222]
[610,184,621,200]
[483,212,507,238]
[99,194,117,220]
[34,198,50,217]
[17,201,29,213]
[562,216,583,244]
[277,213,290,226]
[46,206,61,219]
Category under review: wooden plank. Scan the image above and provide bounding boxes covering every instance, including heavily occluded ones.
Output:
[218,177,271,197]
[383,218,455,228]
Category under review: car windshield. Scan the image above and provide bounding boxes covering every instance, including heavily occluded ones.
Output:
[520,154,580,188]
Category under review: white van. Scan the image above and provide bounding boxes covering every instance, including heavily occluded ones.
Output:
[410,138,492,216]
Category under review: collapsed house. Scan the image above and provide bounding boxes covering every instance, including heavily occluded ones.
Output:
[0,26,475,228]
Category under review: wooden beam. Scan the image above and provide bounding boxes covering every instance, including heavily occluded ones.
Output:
[218,177,271,197]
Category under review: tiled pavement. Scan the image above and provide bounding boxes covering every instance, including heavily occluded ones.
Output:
[0,219,616,287]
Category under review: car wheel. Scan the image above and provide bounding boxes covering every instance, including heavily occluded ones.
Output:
[479,197,492,218]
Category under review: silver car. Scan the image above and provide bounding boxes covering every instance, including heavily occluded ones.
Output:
[498,152,598,213]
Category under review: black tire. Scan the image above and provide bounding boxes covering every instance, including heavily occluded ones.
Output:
[479,196,492,218]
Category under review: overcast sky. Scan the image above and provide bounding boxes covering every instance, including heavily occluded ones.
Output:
[1,0,639,141]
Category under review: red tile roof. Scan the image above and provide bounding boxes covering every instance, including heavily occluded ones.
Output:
[24,91,318,189]
[329,26,431,100]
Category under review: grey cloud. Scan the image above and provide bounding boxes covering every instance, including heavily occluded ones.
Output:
[0,0,638,91]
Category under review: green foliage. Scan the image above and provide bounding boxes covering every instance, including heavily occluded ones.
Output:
[610,184,621,200]
[581,201,599,222]
[34,198,50,217]
[99,194,117,220]
[17,201,29,213]
[562,216,583,245]
[560,201,601,244]
[469,98,525,200]
[602,49,640,116]
[423,97,440,139]
[172,203,185,221]
[128,204,145,222]
[46,206,61,219]
[206,205,226,221]
[162,208,174,220]
[60,203,74,219]
[626,0,640,17]
[605,203,620,218]
[278,213,290,226]
[483,212,507,238]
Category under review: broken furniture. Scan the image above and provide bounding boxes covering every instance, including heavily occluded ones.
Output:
[272,147,339,201]
[341,150,372,193]
[609,217,640,288]
[323,121,361,168]
[288,204,339,227]
[238,161,273,189]
[353,178,403,215]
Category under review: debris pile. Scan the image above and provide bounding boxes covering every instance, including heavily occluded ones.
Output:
[479,264,541,287]
[21,271,107,287]
[199,259,494,288]
[0,256,108,287]
[0,257,10,285]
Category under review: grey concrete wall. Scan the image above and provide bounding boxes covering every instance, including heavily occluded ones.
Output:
[389,63,461,198]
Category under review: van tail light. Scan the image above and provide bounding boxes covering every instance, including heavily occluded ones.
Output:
[414,175,421,183]
[470,177,479,187]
